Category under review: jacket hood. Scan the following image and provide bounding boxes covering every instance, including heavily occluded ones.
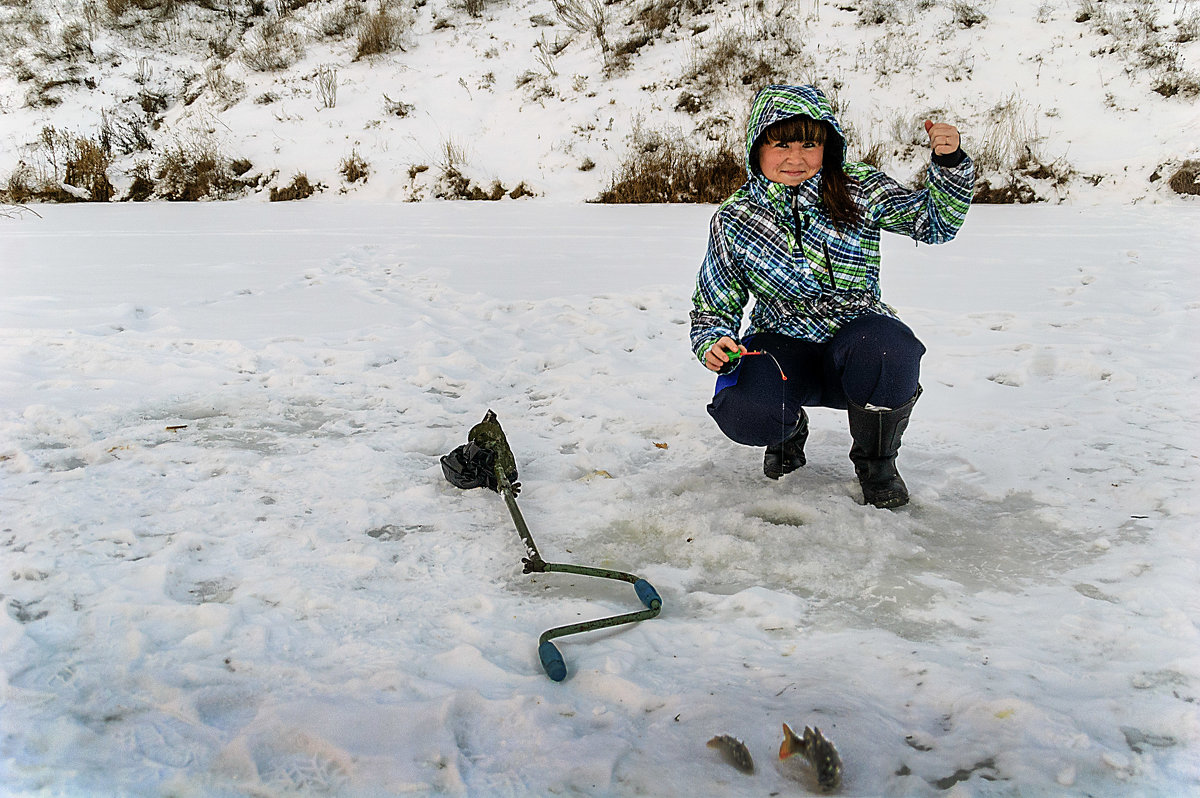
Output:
[744,84,846,181]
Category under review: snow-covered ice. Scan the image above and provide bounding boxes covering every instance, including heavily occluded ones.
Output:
[2,202,1199,796]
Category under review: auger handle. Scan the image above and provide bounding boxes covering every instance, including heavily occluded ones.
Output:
[634,579,661,610]
[534,586,663,681]
[538,640,567,682]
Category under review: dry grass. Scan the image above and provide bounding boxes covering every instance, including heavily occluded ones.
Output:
[972,95,1040,174]
[552,0,609,55]
[636,0,675,38]
[596,125,742,203]
[63,136,114,201]
[340,150,369,183]
[241,17,304,72]
[950,1,988,28]
[1076,0,1200,99]
[1167,160,1200,195]
[270,172,317,201]
[355,7,411,60]
[154,140,252,201]
[458,0,499,19]
[972,177,1040,204]
[858,0,908,26]
[434,168,533,200]
[314,0,364,37]
[0,127,114,203]
[124,161,155,201]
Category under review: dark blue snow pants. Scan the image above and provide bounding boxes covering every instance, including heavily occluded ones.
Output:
[707,314,925,447]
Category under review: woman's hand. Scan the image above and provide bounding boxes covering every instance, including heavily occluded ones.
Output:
[704,337,746,372]
[924,120,961,156]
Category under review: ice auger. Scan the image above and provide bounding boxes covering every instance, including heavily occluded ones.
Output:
[440,410,662,681]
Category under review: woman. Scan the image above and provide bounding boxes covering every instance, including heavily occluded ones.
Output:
[690,84,974,508]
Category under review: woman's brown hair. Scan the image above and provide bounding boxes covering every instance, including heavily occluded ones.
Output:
[755,115,862,228]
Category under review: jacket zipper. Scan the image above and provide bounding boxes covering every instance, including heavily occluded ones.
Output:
[792,195,839,291]
[822,241,839,290]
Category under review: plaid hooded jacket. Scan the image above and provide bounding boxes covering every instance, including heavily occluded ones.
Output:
[690,84,975,360]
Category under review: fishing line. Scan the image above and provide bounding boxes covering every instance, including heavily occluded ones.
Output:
[727,349,788,382]
[728,349,792,444]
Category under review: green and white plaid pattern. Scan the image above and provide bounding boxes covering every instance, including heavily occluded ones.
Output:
[691,85,974,359]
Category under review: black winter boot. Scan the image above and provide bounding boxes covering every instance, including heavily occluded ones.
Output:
[764,409,809,480]
[847,388,921,509]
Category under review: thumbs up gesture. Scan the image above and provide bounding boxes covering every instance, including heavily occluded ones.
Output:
[924,120,961,156]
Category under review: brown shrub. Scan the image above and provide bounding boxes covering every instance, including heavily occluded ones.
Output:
[636,0,675,37]
[316,1,364,37]
[270,173,317,201]
[242,17,305,72]
[340,151,369,183]
[675,91,704,114]
[155,143,251,201]
[436,168,502,200]
[972,178,1040,204]
[355,9,408,59]
[1,129,115,203]
[432,167,534,200]
[64,137,114,201]
[596,129,742,203]
[104,0,131,18]
[278,0,317,13]
[508,182,535,199]
[3,164,36,204]
[1168,161,1200,195]
[124,162,155,201]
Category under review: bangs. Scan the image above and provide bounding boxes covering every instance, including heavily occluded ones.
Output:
[763,115,828,145]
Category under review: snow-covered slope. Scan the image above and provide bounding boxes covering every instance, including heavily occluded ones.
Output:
[1,0,1198,203]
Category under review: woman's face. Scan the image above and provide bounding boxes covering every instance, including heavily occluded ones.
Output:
[758,139,824,186]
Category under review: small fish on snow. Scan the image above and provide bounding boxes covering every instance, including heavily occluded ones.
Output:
[707,734,755,773]
[779,722,842,791]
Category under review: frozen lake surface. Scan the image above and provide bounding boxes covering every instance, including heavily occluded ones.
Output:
[2,202,1198,796]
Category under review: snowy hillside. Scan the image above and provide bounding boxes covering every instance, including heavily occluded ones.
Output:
[1,0,1199,203]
